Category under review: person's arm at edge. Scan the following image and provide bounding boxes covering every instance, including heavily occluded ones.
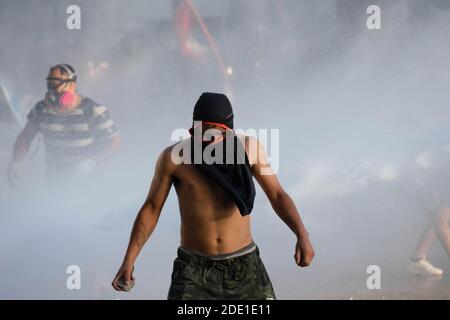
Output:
[247,136,315,267]
[112,146,175,291]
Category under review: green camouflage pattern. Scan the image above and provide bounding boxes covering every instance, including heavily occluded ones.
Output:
[167,246,276,300]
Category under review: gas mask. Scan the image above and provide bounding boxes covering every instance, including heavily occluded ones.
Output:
[46,80,75,109]
[45,64,77,110]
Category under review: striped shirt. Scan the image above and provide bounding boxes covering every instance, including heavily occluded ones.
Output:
[27,97,118,174]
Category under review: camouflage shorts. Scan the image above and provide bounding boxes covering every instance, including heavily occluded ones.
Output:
[167,245,276,300]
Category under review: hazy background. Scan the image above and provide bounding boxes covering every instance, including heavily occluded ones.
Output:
[1,0,450,299]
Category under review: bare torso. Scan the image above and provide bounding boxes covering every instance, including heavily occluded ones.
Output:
[170,138,253,255]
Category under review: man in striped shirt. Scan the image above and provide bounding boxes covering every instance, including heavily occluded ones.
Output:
[7,64,119,185]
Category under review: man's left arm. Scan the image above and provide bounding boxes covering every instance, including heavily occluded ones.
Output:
[91,105,120,162]
[248,137,315,267]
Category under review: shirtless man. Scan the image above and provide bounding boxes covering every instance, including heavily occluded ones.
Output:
[112,92,315,299]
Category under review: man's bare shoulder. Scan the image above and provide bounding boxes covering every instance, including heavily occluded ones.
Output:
[159,138,191,169]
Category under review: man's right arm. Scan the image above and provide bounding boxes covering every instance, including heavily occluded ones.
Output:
[12,120,39,162]
[7,120,39,187]
[112,147,176,291]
